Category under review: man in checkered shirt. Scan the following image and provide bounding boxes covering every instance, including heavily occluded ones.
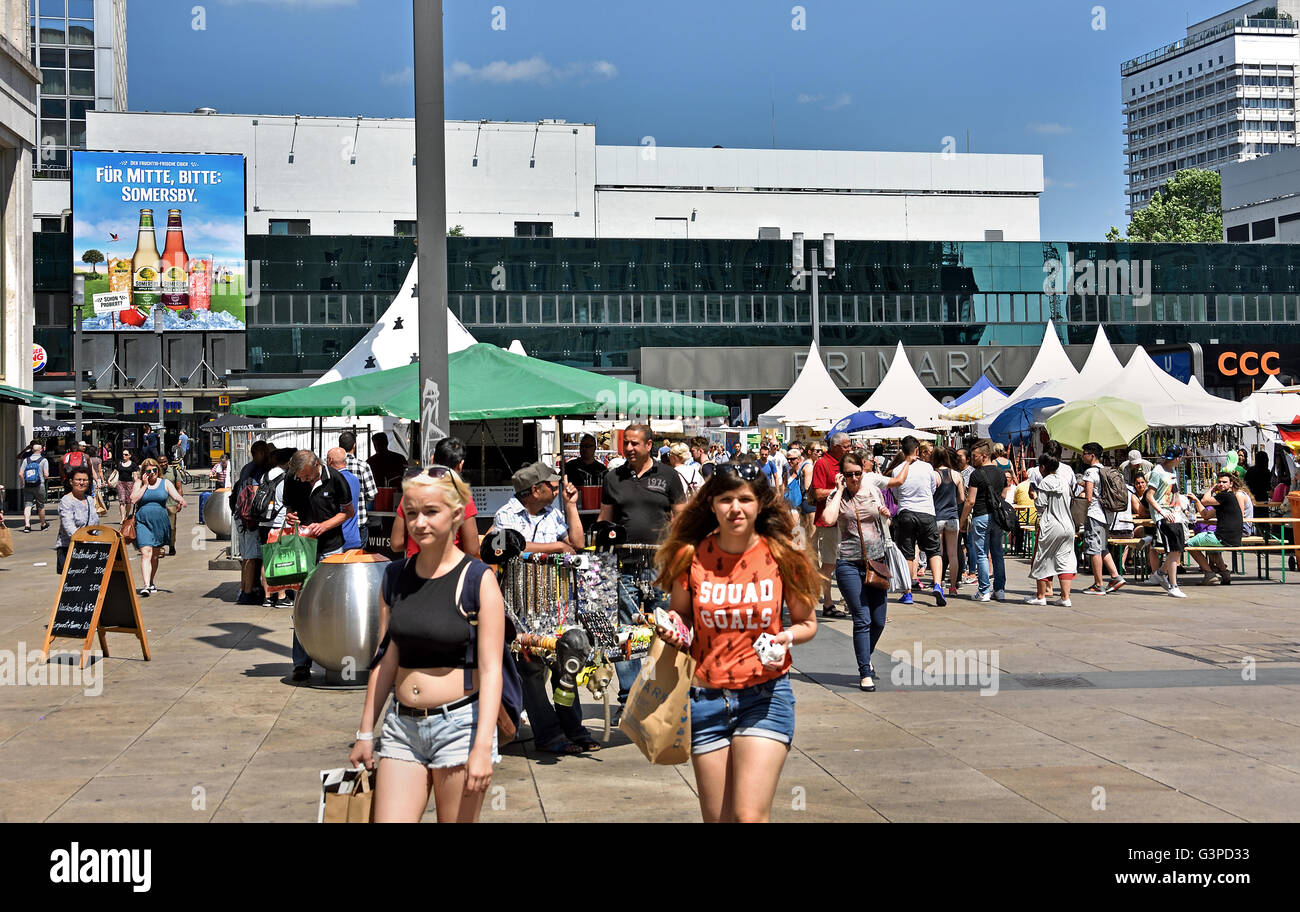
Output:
[339,431,377,530]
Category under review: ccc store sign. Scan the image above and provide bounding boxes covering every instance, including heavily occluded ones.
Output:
[1217,351,1281,377]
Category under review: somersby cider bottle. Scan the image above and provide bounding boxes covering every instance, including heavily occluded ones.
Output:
[131,209,162,310]
[160,208,190,310]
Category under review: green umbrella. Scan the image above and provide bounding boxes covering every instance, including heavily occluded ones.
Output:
[1043,397,1148,451]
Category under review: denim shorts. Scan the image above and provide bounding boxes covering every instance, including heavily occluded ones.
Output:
[377,699,501,770]
[689,673,795,754]
[936,518,961,533]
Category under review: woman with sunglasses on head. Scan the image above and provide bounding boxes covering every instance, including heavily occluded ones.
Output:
[350,467,504,823]
[129,458,187,596]
[651,461,821,823]
[821,452,910,692]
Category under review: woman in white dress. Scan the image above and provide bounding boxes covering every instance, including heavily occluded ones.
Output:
[1027,452,1077,606]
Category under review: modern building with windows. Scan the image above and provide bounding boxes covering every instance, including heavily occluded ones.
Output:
[32,110,1046,240]
[1,0,41,497]
[29,0,126,229]
[1220,143,1300,239]
[1121,0,1300,215]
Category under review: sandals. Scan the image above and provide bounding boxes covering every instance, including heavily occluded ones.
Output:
[571,735,602,753]
[536,738,584,755]
[822,604,848,619]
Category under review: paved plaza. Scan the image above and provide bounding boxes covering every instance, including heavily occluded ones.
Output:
[2,511,1299,824]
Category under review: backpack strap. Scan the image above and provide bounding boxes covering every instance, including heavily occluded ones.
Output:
[456,558,490,690]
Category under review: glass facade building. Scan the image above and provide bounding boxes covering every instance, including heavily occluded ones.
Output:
[33,233,1300,387]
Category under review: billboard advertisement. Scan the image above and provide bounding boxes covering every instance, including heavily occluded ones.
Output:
[72,151,246,332]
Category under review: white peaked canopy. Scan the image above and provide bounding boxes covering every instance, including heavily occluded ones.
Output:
[759,342,859,429]
[315,262,477,385]
[1036,325,1126,404]
[858,342,946,428]
[1007,321,1079,402]
[1092,347,1247,427]
[507,340,528,356]
[1240,376,1300,425]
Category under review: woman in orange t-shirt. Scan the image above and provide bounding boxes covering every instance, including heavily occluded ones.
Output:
[653,461,821,823]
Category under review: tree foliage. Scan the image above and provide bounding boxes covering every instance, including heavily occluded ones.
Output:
[1107,169,1223,242]
[80,249,105,274]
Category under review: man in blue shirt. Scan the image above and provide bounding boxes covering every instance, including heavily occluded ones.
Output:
[327,448,364,551]
[490,461,596,754]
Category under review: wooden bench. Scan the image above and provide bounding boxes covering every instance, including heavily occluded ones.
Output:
[1154,541,1296,582]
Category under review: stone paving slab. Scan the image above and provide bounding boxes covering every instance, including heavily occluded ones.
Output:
[2,513,1299,822]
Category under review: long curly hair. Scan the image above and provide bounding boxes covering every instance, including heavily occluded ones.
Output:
[655,466,823,608]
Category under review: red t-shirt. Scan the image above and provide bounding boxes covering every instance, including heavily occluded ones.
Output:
[396,498,478,557]
[683,535,788,690]
[812,453,840,527]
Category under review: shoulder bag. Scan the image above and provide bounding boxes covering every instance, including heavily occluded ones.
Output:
[852,500,892,590]
[121,509,137,544]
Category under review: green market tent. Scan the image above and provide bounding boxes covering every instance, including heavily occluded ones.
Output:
[0,383,115,415]
[231,343,728,422]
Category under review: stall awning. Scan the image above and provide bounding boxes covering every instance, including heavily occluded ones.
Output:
[0,383,115,415]
[232,344,728,422]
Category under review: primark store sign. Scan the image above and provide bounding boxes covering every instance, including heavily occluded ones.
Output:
[642,344,1136,395]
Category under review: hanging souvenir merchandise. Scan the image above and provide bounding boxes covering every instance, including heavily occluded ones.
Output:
[1135,427,1244,494]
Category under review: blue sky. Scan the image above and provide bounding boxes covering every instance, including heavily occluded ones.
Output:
[128,0,1238,239]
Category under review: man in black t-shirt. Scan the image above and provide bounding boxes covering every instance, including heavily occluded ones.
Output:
[283,449,355,680]
[959,440,1009,602]
[564,434,608,489]
[597,424,687,709]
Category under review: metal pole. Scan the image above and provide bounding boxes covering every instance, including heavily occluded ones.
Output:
[72,275,85,442]
[413,0,450,464]
[810,249,821,350]
[156,298,165,450]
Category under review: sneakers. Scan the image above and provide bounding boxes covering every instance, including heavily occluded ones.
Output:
[994,590,1006,602]
[933,585,947,607]
[261,596,275,608]
[136,587,151,598]
[976,592,992,602]
[1168,586,1188,599]
[1153,569,1172,591]
[1058,598,1072,607]
[899,592,914,605]
[1218,570,1232,586]
[1199,571,1220,586]
[859,676,876,692]
[1106,577,1126,593]
[1024,596,1048,605]
[1081,584,1107,595]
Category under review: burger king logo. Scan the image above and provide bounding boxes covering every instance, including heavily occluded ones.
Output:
[32,343,48,374]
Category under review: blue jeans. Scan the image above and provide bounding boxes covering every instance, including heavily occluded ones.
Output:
[972,514,1006,596]
[615,567,670,705]
[834,560,889,677]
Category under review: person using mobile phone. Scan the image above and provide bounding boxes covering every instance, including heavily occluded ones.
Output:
[650,461,820,823]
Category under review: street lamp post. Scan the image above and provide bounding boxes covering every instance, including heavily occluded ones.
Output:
[791,232,836,349]
[72,275,85,441]
[413,0,450,463]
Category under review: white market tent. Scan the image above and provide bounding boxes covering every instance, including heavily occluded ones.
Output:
[1091,347,1248,428]
[938,375,1009,422]
[1006,321,1079,402]
[1030,325,1126,406]
[857,342,946,428]
[759,342,860,430]
[1239,375,1300,425]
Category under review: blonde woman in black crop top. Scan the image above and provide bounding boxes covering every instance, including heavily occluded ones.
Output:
[350,469,505,823]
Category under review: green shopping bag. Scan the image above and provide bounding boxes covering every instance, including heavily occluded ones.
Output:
[263,526,318,586]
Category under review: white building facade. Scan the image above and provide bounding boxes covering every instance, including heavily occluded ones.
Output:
[1,0,40,500]
[38,111,1044,241]
[1220,143,1300,239]
[1121,0,1300,215]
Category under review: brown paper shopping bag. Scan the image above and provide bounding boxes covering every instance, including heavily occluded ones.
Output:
[618,638,695,765]
[0,526,13,559]
[320,767,375,823]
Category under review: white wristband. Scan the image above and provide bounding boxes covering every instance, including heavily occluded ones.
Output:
[355,731,374,741]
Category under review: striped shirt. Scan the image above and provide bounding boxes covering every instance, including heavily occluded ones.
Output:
[345,453,377,527]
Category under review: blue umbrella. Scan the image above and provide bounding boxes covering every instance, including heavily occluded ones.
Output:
[989,397,1063,444]
[830,411,914,435]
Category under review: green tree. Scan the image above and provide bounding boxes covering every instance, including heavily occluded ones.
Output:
[80,249,105,275]
[1110,169,1223,242]
[448,225,465,236]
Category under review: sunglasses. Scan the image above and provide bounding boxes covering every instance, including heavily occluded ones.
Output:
[843,471,864,478]
[712,462,767,483]
[403,465,459,481]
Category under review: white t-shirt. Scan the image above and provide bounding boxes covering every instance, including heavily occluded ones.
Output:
[1029,463,1076,491]
[891,460,937,515]
[675,463,704,494]
[1081,465,1107,523]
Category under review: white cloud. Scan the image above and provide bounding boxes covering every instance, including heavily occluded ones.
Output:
[1044,177,1080,189]
[1027,122,1073,135]
[448,56,619,84]
[797,93,824,104]
[798,92,851,110]
[381,66,414,86]
[826,93,852,110]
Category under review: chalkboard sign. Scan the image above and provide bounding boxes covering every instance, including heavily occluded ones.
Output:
[41,526,150,669]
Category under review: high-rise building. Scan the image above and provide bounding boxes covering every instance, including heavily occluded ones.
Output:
[1121,0,1300,216]
[28,0,127,181]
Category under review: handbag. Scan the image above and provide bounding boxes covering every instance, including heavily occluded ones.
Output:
[121,511,137,544]
[852,502,891,590]
[319,767,375,823]
[0,525,13,559]
[94,491,109,516]
[263,524,317,586]
[107,469,119,488]
[879,520,912,593]
[619,637,695,765]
